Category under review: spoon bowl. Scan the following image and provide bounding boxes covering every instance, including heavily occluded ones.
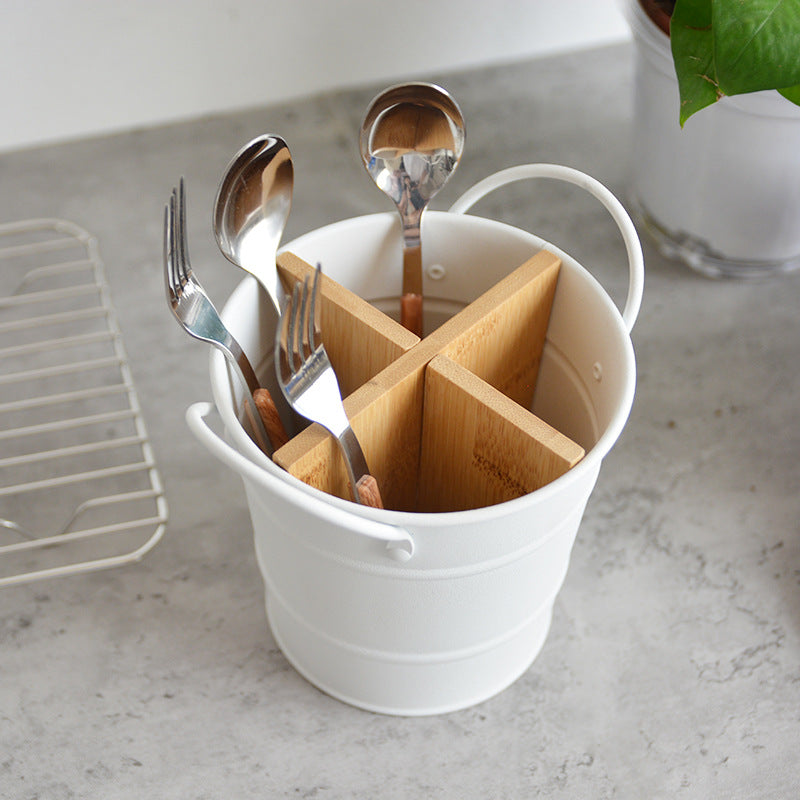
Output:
[213,134,294,312]
[359,83,465,335]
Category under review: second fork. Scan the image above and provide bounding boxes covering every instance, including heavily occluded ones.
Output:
[275,266,383,508]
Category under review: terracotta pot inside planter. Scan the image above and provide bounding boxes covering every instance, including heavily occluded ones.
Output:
[639,0,673,35]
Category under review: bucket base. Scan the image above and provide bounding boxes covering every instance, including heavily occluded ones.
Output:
[632,197,800,280]
[266,594,554,716]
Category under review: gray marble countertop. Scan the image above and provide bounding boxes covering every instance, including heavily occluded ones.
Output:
[2,43,799,799]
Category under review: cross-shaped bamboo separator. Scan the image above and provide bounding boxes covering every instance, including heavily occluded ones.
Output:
[272,248,584,513]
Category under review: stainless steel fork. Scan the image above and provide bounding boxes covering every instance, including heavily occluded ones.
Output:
[164,177,283,454]
[275,266,383,507]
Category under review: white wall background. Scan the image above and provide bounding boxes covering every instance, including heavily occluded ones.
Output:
[0,0,629,153]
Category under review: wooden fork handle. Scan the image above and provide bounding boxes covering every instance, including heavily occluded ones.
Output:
[356,474,384,509]
[253,388,290,451]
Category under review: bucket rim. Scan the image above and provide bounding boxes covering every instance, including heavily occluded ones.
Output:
[206,210,636,530]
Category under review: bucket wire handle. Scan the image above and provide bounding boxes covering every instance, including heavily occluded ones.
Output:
[185,402,415,561]
[448,164,644,332]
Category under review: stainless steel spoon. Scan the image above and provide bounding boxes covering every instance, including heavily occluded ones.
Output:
[359,83,465,336]
[213,134,294,312]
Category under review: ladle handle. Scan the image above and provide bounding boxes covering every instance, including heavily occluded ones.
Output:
[400,243,423,336]
[448,164,644,333]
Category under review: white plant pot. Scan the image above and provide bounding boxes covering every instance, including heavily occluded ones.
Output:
[624,0,800,278]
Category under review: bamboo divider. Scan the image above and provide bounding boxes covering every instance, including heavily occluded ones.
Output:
[272,248,583,512]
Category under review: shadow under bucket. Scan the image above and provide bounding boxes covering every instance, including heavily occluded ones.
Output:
[187,164,643,715]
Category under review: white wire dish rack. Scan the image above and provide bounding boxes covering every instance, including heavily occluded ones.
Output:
[0,218,167,587]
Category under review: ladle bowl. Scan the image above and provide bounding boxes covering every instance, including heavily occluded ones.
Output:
[359,83,465,335]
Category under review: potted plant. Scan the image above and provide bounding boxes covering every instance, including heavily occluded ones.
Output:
[624,0,800,278]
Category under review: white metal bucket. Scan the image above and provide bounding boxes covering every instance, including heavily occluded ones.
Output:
[187,165,643,715]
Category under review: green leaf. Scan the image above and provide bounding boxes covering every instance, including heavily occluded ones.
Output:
[671,0,800,124]
[670,0,720,126]
[778,84,800,105]
[714,0,800,96]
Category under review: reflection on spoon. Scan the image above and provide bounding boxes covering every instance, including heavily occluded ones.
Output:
[213,134,293,313]
[360,83,465,336]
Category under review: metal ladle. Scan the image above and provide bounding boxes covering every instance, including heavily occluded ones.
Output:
[359,83,465,337]
[213,134,294,312]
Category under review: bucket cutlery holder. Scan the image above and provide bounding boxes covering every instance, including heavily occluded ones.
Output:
[190,162,643,714]
[273,248,584,512]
